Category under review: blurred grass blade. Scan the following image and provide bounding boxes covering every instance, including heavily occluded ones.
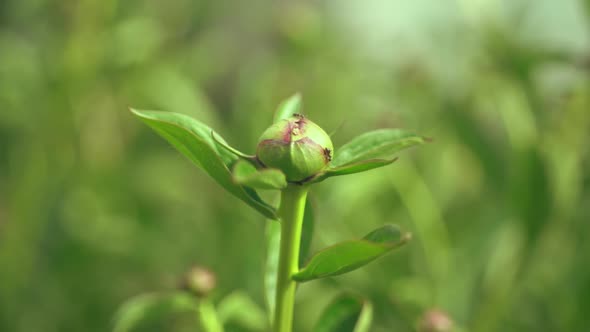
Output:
[232,160,287,190]
[113,292,197,332]
[217,291,268,331]
[130,109,277,219]
[331,129,427,168]
[264,199,314,318]
[300,199,315,266]
[293,225,410,282]
[313,294,373,332]
[264,221,281,321]
[273,93,302,123]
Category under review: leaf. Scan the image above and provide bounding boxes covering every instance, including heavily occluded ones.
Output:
[273,93,302,123]
[264,221,281,320]
[293,224,411,282]
[326,159,397,176]
[264,199,314,318]
[314,295,373,332]
[232,160,287,190]
[211,131,256,160]
[130,109,277,219]
[217,291,268,331]
[300,198,315,266]
[312,159,398,183]
[198,300,224,332]
[113,291,198,332]
[331,129,428,168]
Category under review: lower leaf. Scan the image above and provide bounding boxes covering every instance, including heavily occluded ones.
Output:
[217,291,267,331]
[113,291,198,332]
[293,224,410,282]
[314,294,373,332]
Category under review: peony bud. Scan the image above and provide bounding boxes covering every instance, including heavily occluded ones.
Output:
[418,309,454,332]
[256,114,333,182]
[181,266,216,298]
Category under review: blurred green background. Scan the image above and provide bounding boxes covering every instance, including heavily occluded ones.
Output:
[1,0,589,331]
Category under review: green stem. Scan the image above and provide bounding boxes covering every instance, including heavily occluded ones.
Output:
[198,299,224,332]
[273,184,309,332]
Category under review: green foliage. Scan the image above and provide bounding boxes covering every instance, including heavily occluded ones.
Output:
[217,291,267,331]
[130,109,277,219]
[330,129,427,168]
[314,295,373,332]
[211,131,256,160]
[293,225,410,282]
[131,98,415,331]
[113,292,198,332]
[299,199,316,266]
[309,129,426,182]
[232,160,287,190]
[265,221,281,320]
[313,159,398,181]
[1,1,589,332]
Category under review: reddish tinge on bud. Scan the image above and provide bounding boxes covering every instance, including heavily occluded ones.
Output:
[256,114,333,182]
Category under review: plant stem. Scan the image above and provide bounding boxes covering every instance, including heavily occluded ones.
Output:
[273,184,309,332]
[198,299,224,332]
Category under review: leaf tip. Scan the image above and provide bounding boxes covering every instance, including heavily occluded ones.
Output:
[128,107,140,115]
[129,107,150,119]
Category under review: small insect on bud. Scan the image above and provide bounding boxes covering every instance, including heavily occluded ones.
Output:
[181,266,216,298]
[256,114,333,182]
[418,309,454,332]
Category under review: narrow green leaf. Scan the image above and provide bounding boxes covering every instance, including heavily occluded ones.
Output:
[300,199,315,266]
[217,291,268,331]
[332,129,427,168]
[314,295,373,332]
[113,291,198,332]
[232,160,287,190]
[130,109,277,219]
[211,131,256,160]
[293,224,411,282]
[273,93,302,123]
[312,159,398,183]
[264,221,281,321]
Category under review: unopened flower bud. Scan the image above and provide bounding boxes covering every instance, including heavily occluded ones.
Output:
[256,114,333,182]
[181,266,216,297]
[418,309,454,332]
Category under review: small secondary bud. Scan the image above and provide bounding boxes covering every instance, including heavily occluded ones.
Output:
[256,115,333,182]
[418,309,454,332]
[181,266,216,297]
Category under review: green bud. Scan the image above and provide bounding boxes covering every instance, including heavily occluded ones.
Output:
[256,114,333,182]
